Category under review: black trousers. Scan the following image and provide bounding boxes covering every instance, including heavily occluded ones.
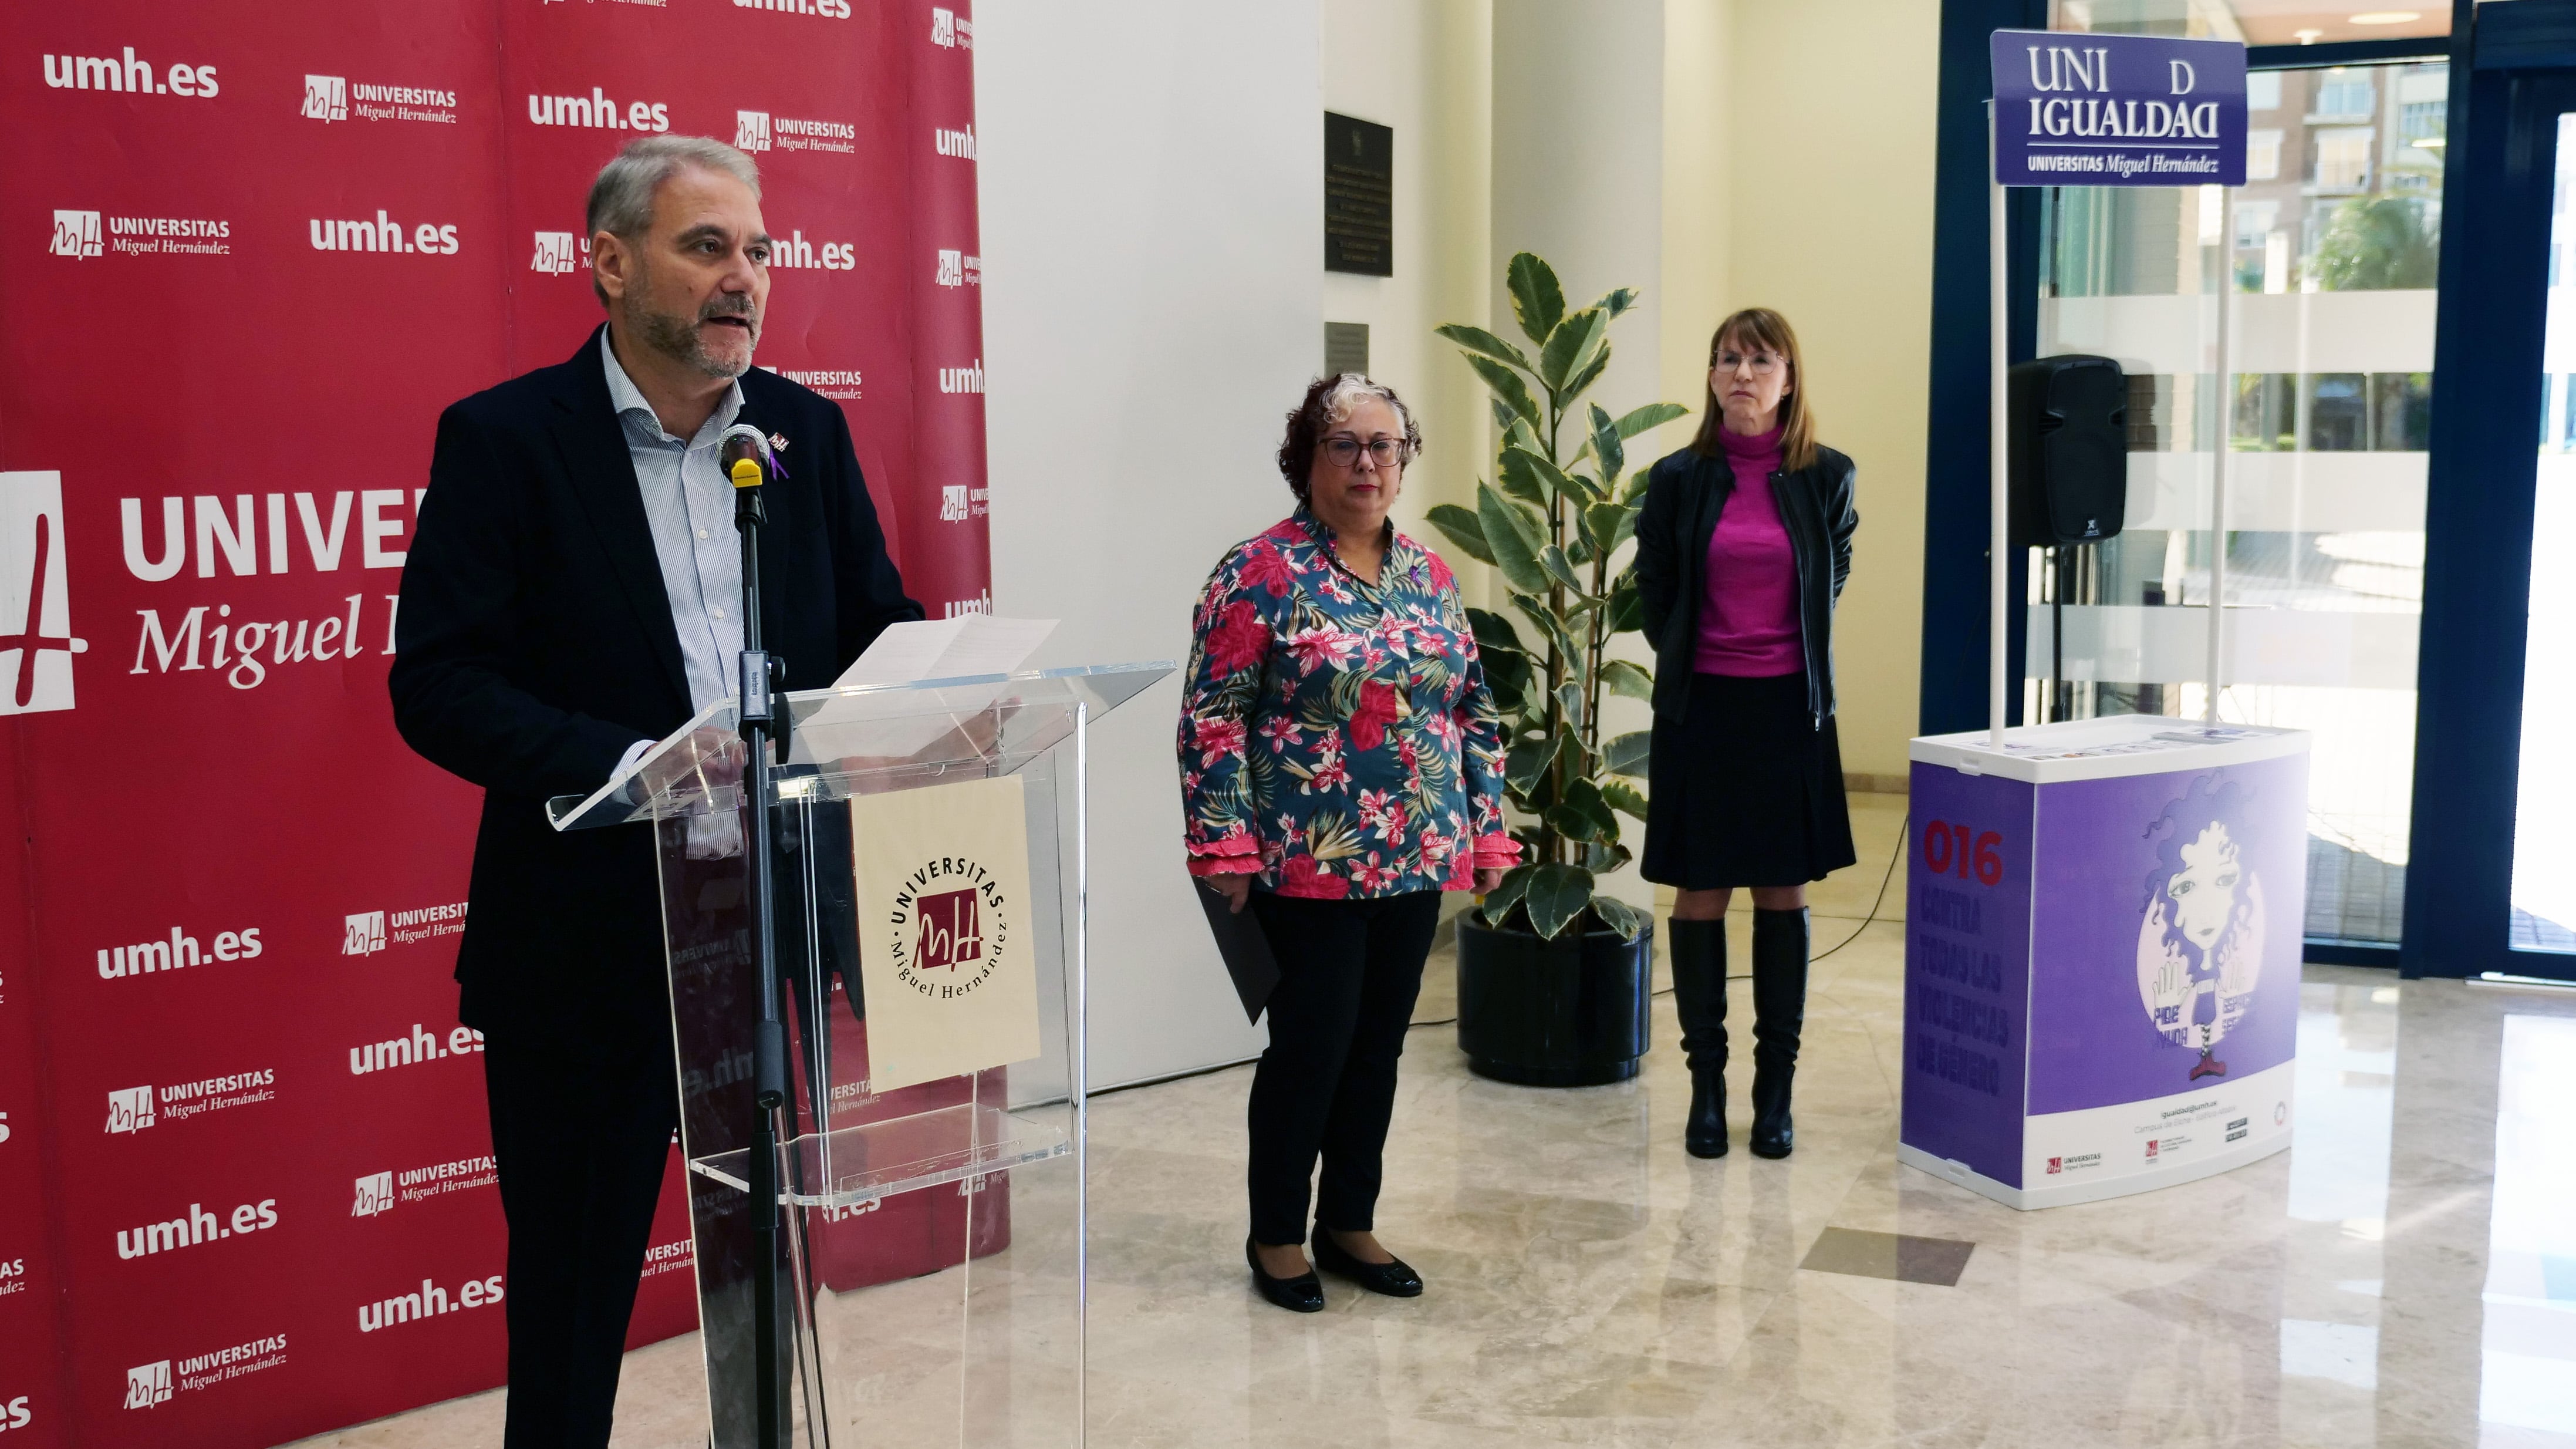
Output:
[483,1032,679,1449]
[1244,889,1442,1246]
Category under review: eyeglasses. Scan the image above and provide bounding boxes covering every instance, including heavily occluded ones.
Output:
[1715,351,1785,376]
[1322,435,1412,468]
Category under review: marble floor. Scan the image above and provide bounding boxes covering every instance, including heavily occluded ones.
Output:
[285,794,2576,1448]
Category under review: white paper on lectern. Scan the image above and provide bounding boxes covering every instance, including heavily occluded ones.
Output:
[806,616,1058,758]
[835,616,968,687]
[832,615,1057,688]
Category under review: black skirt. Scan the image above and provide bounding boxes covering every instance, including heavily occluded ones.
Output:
[1640,672,1857,889]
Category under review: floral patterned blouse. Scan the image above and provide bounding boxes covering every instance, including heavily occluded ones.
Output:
[1179,508,1519,898]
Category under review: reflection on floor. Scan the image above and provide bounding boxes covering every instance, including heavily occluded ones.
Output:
[283,794,2576,1448]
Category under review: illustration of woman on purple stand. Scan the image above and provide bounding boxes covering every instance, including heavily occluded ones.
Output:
[2136,774,2266,1083]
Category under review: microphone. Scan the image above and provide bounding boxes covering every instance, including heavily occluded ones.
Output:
[718,423,792,761]
[720,423,770,490]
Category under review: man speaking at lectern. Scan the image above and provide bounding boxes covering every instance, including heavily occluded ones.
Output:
[390,135,921,1447]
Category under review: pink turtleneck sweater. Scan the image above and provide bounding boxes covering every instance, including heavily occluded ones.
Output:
[1693,424,1803,677]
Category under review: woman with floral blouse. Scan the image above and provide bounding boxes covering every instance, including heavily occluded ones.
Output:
[1178,373,1518,1313]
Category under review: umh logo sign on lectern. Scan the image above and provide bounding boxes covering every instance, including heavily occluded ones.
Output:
[914,887,983,971]
[1,471,86,714]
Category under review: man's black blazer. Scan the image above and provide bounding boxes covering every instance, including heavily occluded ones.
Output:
[391,326,923,1054]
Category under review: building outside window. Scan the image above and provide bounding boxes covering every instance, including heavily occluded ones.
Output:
[2032,52,2448,946]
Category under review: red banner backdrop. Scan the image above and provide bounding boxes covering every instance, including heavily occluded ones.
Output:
[0,2,988,1443]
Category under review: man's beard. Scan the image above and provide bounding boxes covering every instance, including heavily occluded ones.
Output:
[633,287,757,380]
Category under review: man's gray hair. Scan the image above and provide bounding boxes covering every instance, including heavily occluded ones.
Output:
[585,136,761,308]
[586,134,761,241]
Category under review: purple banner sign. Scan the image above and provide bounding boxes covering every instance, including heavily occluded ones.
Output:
[1991,29,2247,187]
[1902,767,2034,1187]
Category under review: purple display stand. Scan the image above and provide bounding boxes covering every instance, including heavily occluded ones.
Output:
[1899,717,2310,1209]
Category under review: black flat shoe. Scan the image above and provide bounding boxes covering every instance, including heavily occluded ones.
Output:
[1247,1236,1324,1312]
[1311,1229,1424,1298]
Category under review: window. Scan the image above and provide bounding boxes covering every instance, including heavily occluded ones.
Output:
[2229,373,2435,453]
[2308,375,2371,451]
[2374,373,2434,451]
[2034,58,2444,946]
[2314,129,2375,191]
[2233,375,2293,452]
[2400,102,2445,149]
[2236,199,2280,249]
[2248,129,2284,181]
[2315,74,2376,120]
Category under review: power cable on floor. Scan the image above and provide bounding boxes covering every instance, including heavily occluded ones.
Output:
[1093,817,1915,1071]
[1409,811,1909,1027]
[1811,811,1907,963]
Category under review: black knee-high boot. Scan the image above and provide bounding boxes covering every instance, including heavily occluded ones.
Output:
[1748,908,1809,1159]
[1666,917,1728,1158]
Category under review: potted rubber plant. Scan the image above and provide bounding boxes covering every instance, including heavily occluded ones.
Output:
[1428,252,1687,1086]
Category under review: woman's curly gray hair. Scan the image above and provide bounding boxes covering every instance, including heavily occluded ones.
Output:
[1277,373,1423,501]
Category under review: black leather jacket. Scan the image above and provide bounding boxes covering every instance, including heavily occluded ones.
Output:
[1632,442,1859,729]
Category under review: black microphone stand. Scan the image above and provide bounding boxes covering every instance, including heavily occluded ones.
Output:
[731,452,789,1449]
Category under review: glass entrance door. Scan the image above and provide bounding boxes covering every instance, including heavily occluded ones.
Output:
[2402,48,2576,985]
[2509,110,2576,968]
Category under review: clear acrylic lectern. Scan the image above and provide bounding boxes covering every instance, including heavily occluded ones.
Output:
[551,663,1170,1449]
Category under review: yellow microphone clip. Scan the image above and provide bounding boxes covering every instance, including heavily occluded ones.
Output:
[730,458,763,490]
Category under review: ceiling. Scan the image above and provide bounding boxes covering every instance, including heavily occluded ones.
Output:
[2056,0,2457,48]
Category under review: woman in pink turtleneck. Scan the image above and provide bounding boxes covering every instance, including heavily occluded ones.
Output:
[1632,308,1859,1162]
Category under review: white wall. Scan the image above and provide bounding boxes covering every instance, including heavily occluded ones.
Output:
[977,1,1322,1089]
[1491,0,1667,427]
[1723,0,1941,780]
[1490,0,1672,914]
[1319,0,1492,537]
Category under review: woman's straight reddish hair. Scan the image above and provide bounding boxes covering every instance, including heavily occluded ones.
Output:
[1689,308,1817,471]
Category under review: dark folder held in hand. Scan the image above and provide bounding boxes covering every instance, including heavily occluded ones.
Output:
[1196,882,1280,1024]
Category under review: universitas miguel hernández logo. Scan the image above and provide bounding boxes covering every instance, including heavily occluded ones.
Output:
[1,471,87,715]
[886,856,1011,1002]
[2136,774,2265,1084]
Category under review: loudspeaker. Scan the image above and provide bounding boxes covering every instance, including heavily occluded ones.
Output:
[2008,354,2128,548]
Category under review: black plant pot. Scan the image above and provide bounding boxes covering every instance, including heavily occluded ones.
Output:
[1455,909,1654,1086]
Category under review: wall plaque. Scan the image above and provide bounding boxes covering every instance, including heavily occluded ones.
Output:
[1324,111,1392,276]
[1324,321,1370,377]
